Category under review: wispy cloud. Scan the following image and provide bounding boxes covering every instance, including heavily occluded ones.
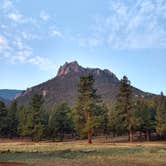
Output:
[0,1,59,70]
[0,35,10,58]
[72,34,103,48]
[49,26,63,38]
[0,35,55,70]
[76,0,166,49]
[7,10,23,22]
[40,10,50,21]
[2,0,13,9]
[105,0,166,49]
[28,56,55,71]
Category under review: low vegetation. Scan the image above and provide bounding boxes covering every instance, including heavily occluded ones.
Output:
[0,140,166,166]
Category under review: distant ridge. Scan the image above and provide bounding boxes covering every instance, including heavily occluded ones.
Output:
[0,96,10,104]
[0,89,23,101]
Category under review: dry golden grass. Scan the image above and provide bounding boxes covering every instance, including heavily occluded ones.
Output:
[32,156,166,166]
[0,138,166,152]
[0,138,166,166]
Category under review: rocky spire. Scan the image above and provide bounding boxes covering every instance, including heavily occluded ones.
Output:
[57,61,83,76]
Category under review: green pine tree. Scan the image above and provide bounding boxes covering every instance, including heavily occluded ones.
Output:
[135,99,155,141]
[73,75,104,144]
[156,92,166,139]
[26,94,45,141]
[0,101,8,137]
[115,76,134,142]
[49,102,73,141]
[7,100,18,138]
[17,105,28,137]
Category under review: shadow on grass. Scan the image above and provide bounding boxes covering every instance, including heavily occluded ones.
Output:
[1,146,166,162]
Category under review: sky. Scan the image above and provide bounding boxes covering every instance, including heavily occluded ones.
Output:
[0,0,166,94]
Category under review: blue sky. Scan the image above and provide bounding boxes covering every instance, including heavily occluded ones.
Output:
[0,0,166,94]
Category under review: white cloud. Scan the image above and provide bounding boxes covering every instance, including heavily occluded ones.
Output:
[11,49,32,63]
[0,33,55,70]
[0,35,10,57]
[0,36,55,70]
[40,11,50,21]
[51,30,62,38]
[14,38,25,50]
[21,32,41,40]
[0,35,6,45]
[86,0,166,49]
[0,1,58,71]
[49,26,63,38]
[2,0,13,9]
[0,35,32,64]
[77,36,102,48]
[28,56,55,71]
[8,11,23,22]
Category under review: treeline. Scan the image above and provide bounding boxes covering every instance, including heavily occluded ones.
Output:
[0,75,166,143]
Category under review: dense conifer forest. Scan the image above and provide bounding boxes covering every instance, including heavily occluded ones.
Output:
[0,74,166,143]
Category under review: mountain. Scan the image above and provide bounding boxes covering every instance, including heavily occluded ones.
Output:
[16,61,154,110]
[0,89,23,101]
[0,96,10,104]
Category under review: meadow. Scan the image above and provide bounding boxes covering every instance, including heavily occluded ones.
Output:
[0,137,166,166]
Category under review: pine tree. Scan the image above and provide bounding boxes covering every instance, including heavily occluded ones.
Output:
[73,75,103,143]
[7,100,18,138]
[135,99,155,141]
[115,76,133,142]
[17,105,28,137]
[109,106,118,137]
[48,103,73,141]
[99,104,109,136]
[0,101,8,137]
[156,92,166,139]
[26,94,45,141]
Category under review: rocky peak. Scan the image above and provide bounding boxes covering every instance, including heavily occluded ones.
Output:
[57,61,118,81]
[57,61,83,76]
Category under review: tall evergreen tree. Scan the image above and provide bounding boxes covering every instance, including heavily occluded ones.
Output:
[7,100,18,138]
[156,92,166,139]
[17,105,28,137]
[97,104,109,136]
[73,75,103,144]
[109,106,118,137]
[0,101,8,137]
[26,94,45,141]
[49,102,73,141]
[115,76,134,142]
[135,99,155,141]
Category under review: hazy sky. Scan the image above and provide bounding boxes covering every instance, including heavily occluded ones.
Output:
[0,0,166,94]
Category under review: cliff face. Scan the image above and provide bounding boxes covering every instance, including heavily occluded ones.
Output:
[16,61,153,110]
[57,61,84,76]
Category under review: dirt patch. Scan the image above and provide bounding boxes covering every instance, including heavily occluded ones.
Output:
[0,162,28,166]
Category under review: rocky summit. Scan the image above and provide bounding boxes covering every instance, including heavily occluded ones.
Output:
[16,61,153,110]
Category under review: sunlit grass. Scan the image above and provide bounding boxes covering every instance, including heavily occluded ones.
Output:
[0,138,166,165]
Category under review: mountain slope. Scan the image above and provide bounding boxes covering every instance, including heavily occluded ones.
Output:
[16,61,154,109]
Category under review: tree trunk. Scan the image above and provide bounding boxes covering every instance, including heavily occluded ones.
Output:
[129,129,133,142]
[88,131,92,144]
[60,132,64,142]
[87,111,92,144]
[112,131,116,137]
[146,129,150,141]
[139,131,142,141]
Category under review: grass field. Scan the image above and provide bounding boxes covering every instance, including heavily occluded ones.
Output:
[0,138,166,166]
